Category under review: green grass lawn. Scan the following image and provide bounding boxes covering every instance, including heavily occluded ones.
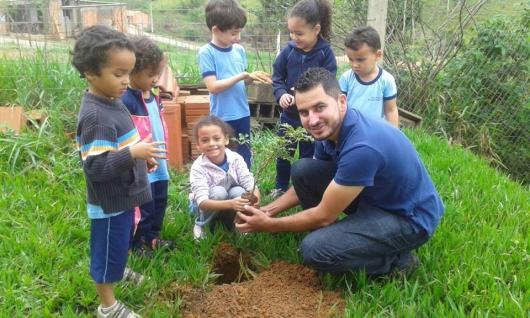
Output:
[1,121,528,316]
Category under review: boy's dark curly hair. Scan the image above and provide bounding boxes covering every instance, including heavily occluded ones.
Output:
[205,0,247,32]
[344,26,381,52]
[70,25,135,78]
[129,35,164,74]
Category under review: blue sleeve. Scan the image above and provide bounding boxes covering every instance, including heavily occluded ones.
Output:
[322,46,337,77]
[383,72,398,100]
[338,71,350,95]
[272,46,291,102]
[198,46,216,78]
[335,145,382,187]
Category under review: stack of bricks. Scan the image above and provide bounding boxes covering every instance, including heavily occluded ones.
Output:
[0,107,47,133]
[182,94,210,160]
[158,66,187,172]
[176,93,190,163]
[161,99,185,172]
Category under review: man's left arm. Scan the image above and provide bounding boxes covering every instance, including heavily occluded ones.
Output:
[236,181,364,233]
[323,46,338,76]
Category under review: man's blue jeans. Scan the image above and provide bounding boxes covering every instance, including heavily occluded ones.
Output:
[291,158,430,276]
[191,186,246,231]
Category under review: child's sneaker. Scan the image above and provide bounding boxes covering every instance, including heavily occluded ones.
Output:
[122,268,146,286]
[148,238,175,251]
[193,224,206,240]
[268,188,285,200]
[133,246,154,259]
[97,300,142,318]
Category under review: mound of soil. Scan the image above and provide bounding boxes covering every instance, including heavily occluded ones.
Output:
[164,242,345,317]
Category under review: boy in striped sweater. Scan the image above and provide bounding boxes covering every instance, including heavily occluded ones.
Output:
[72,25,166,318]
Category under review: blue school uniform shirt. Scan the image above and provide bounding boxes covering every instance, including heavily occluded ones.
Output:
[338,67,397,119]
[198,42,249,121]
[88,203,122,219]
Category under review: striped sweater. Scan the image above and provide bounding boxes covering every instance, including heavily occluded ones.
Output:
[76,91,152,213]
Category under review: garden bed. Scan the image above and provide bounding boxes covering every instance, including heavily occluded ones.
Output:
[160,242,345,317]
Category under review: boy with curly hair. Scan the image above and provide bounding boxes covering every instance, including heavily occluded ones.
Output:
[72,25,166,318]
[121,35,175,259]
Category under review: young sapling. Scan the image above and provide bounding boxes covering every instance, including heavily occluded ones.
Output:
[235,124,313,207]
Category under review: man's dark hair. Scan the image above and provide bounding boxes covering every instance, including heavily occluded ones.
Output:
[344,26,381,51]
[205,0,247,32]
[71,25,135,78]
[294,67,341,99]
[129,35,164,74]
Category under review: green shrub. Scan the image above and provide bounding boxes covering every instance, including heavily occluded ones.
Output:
[429,9,530,184]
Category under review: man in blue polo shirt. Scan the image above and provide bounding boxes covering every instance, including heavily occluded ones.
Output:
[236,67,444,277]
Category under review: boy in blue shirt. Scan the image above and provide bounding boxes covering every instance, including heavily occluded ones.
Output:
[198,0,271,168]
[339,26,399,128]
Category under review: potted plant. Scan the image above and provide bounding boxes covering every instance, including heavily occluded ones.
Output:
[235,124,314,206]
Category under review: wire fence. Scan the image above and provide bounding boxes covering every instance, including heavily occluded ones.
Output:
[0,0,528,184]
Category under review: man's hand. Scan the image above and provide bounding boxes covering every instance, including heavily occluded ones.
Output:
[234,204,271,233]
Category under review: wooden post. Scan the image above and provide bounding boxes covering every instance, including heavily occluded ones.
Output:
[49,0,66,41]
[367,0,388,65]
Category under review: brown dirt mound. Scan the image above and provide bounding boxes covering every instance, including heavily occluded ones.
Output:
[165,242,345,317]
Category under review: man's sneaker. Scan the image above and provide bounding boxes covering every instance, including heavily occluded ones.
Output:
[393,254,420,278]
[268,188,285,200]
[97,300,142,318]
[133,246,154,259]
[122,268,145,286]
[148,238,175,251]
[369,254,420,282]
[193,224,206,240]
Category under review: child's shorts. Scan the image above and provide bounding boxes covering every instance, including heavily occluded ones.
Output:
[90,209,135,284]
